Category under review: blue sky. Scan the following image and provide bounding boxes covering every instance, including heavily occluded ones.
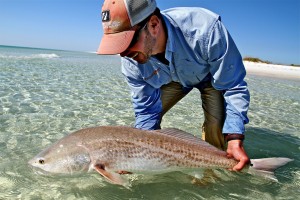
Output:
[1,0,299,65]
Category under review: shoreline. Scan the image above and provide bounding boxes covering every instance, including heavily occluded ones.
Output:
[244,61,300,81]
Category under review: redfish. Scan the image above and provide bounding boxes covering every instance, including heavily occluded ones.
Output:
[28,126,293,186]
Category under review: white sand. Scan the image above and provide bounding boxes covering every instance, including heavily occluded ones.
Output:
[244,61,300,81]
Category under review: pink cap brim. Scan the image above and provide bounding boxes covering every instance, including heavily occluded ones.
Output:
[97,30,135,55]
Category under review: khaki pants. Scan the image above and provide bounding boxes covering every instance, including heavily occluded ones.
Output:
[160,81,225,150]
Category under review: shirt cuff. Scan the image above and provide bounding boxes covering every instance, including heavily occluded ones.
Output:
[134,114,161,130]
[222,117,245,134]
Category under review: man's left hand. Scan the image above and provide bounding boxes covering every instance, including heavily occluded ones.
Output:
[226,140,250,171]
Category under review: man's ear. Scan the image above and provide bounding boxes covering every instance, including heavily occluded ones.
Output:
[147,15,160,36]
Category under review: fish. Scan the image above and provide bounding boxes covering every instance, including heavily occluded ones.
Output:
[28,126,293,186]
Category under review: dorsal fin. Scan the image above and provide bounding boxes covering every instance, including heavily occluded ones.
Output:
[153,128,221,152]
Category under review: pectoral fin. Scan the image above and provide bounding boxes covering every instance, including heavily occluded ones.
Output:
[94,164,129,187]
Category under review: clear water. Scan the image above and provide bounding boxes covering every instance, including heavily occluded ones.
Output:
[0,46,299,199]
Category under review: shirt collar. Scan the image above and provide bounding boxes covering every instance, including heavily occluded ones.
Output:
[161,15,176,62]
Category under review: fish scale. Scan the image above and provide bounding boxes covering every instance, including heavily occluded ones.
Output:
[79,128,235,170]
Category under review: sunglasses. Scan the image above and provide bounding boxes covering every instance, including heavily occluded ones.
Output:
[120,20,149,58]
[128,21,148,49]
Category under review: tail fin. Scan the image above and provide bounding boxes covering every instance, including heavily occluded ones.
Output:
[248,157,293,181]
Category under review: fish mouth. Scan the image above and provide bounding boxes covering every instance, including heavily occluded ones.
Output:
[28,167,46,176]
[27,162,49,175]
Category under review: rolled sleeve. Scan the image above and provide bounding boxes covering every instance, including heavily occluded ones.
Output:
[207,20,250,134]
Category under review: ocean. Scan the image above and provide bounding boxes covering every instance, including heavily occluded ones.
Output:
[0,45,299,199]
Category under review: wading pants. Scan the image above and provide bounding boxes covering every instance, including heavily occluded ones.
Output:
[160,81,225,150]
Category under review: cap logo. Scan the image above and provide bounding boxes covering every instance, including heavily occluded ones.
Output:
[102,10,110,22]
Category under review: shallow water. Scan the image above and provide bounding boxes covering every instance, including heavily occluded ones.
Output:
[0,46,299,199]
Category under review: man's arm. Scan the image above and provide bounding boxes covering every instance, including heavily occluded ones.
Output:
[206,19,250,170]
[121,58,162,130]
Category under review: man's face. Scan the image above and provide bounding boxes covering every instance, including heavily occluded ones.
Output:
[120,23,156,64]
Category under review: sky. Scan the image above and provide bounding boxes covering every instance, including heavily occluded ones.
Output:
[0,0,299,65]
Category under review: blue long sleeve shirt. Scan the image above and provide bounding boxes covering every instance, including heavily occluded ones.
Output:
[121,7,250,134]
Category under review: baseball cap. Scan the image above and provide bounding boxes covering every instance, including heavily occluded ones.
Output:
[97,0,157,55]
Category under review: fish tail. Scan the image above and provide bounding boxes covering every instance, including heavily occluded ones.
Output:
[248,157,293,181]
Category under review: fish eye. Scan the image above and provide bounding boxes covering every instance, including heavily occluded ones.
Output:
[39,159,45,164]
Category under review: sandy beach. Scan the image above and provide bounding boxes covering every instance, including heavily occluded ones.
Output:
[244,61,300,81]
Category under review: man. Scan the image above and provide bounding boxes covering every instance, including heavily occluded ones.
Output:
[98,0,250,170]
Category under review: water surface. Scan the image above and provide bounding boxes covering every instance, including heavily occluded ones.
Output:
[0,46,299,199]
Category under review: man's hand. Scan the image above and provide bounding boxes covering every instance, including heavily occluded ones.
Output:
[226,140,250,171]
